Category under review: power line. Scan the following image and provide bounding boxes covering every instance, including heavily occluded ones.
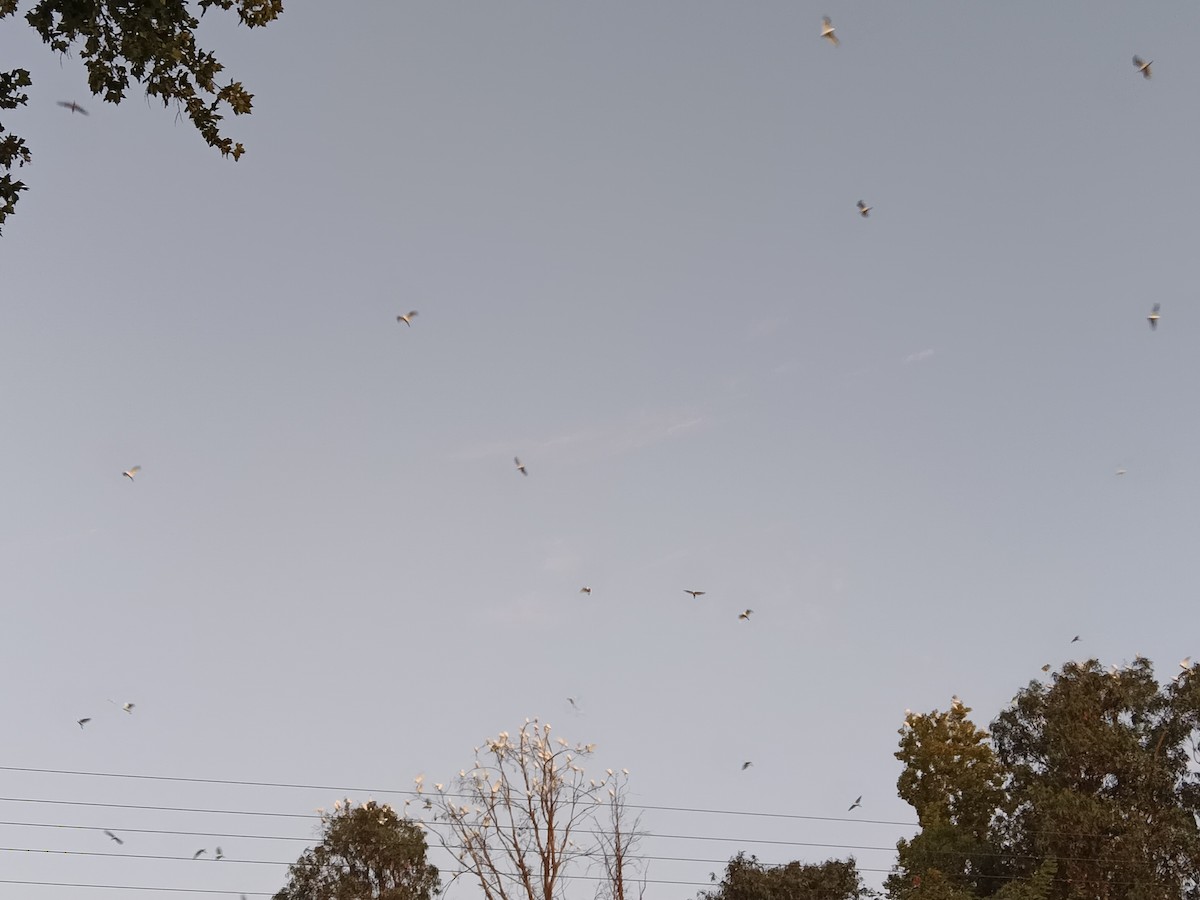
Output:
[0,765,916,829]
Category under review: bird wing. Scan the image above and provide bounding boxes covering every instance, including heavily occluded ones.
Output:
[407,311,418,319]
[822,16,833,27]
[125,465,141,476]
[514,457,522,466]
[1134,56,1144,67]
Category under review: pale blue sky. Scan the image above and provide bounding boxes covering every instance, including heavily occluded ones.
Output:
[2,2,1199,897]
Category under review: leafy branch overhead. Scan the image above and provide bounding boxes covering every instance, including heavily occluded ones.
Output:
[0,0,282,233]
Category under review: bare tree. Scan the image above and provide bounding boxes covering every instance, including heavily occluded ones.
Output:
[425,719,642,900]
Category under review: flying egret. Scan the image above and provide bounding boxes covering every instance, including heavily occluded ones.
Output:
[684,589,706,599]
[57,100,88,115]
[122,466,141,481]
[1133,55,1152,79]
[216,847,224,860]
[738,609,753,620]
[514,457,527,476]
[848,795,862,811]
[396,311,419,327]
[1148,303,1161,330]
[103,830,123,845]
[821,16,839,47]
[77,718,91,729]
[579,586,591,595]
[856,200,871,218]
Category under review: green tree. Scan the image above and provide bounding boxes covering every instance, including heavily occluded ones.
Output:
[0,0,282,233]
[274,799,442,900]
[889,659,1200,900]
[699,852,869,900]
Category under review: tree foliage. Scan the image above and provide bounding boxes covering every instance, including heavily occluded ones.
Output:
[889,659,1200,900]
[700,852,869,900]
[429,719,643,900]
[0,0,282,232]
[274,799,441,900]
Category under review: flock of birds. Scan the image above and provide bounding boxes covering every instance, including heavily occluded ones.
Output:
[44,13,1187,876]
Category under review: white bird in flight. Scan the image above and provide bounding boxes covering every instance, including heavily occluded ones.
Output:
[396,311,419,327]
[122,466,141,481]
[216,847,224,860]
[57,100,89,115]
[684,589,706,599]
[580,586,591,595]
[821,16,839,47]
[1148,303,1161,330]
[77,718,91,729]
[856,200,871,218]
[1133,56,1152,79]
[738,609,753,620]
[514,457,527,476]
[848,795,862,811]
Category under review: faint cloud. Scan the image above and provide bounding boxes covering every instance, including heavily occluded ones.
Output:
[452,407,709,466]
[903,348,935,364]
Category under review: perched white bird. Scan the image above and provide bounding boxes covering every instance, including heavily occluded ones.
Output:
[514,456,527,476]
[821,16,839,47]
[684,589,706,599]
[738,609,753,620]
[856,200,871,218]
[396,311,419,327]
[77,718,91,729]
[951,695,964,709]
[103,830,123,845]
[1148,303,1161,330]
[848,795,862,811]
[579,586,591,595]
[57,100,89,115]
[1133,55,1152,79]
[1181,657,1191,670]
[122,466,141,481]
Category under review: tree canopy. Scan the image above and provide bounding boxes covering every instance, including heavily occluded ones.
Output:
[0,0,282,233]
[700,852,869,900]
[274,799,441,900]
[890,658,1200,900]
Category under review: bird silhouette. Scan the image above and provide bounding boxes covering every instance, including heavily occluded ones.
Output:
[57,100,88,115]
[1071,635,1081,643]
[77,718,91,729]
[741,761,753,770]
[396,311,418,327]
[193,848,207,859]
[821,16,839,47]
[579,586,591,595]
[514,457,527,476]
[216,847,224,860]
[848,795,862,811]
[684,589,706,599]
[738,609,753,620]
[1133,55,1153,79]
[122,466,141,481]
[856,200,871,218]
[103,830,123,845]
[1148,303,1161,330]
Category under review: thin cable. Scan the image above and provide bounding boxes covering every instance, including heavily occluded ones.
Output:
[0,765,916,828]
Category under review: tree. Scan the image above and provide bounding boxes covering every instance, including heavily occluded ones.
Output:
[0,0,282,233]
[274,798,442,900]
[888,659,1200,900]
[428,719,643,900]
[699,852,869,900]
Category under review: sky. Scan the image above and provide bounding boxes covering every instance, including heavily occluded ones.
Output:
[2,1,1200,897]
